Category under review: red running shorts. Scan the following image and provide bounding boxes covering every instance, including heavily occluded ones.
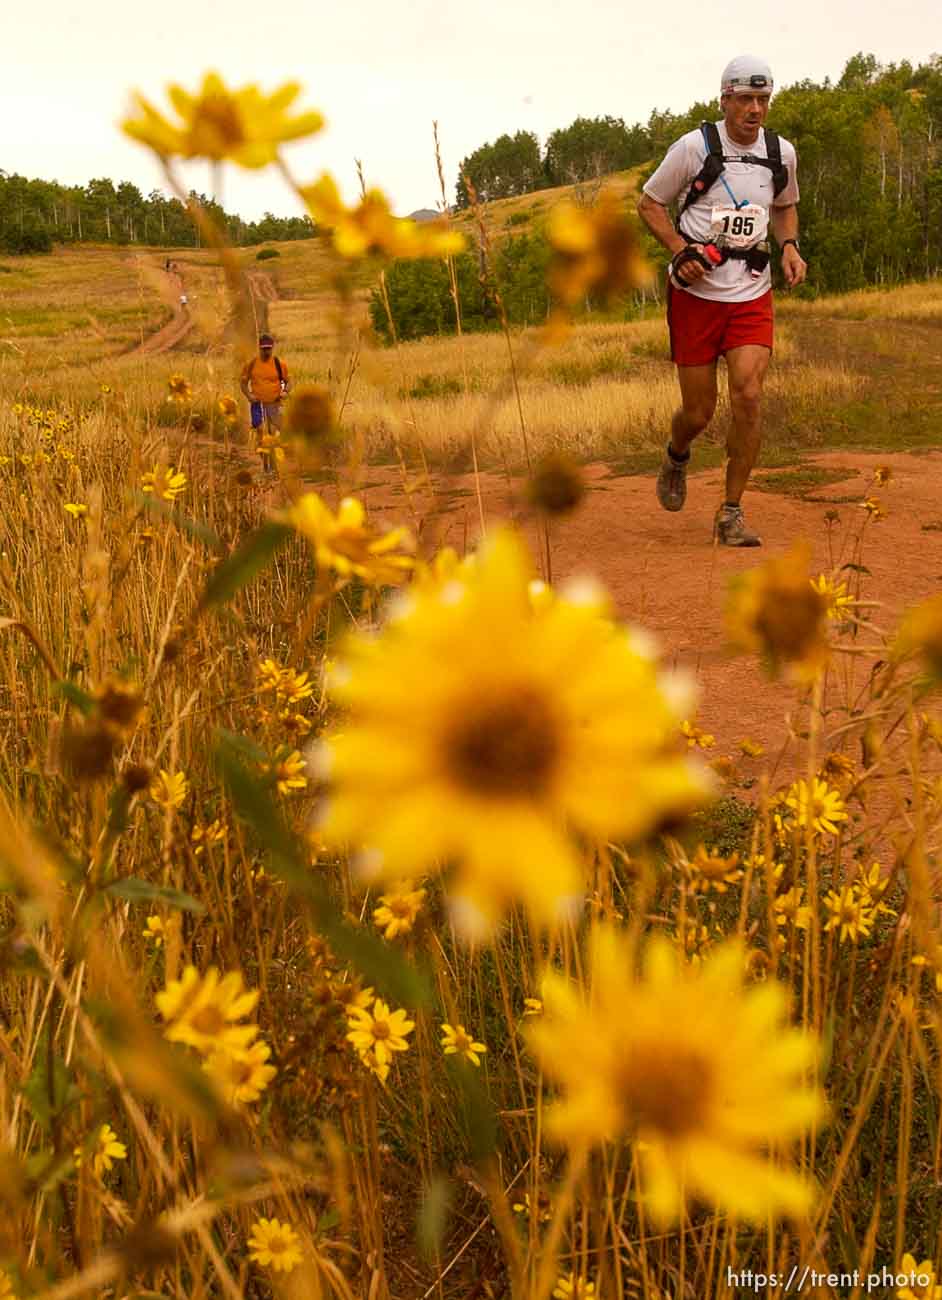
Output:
[667,284,773,366]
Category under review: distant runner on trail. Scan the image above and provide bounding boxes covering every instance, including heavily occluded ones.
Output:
[240,331,290,442]
[638,54,807,546]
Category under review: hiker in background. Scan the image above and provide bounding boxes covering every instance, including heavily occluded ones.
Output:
[638,54,806,547]
[240,332,290,464]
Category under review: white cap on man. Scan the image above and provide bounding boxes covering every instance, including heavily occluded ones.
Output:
[721,55,774,96]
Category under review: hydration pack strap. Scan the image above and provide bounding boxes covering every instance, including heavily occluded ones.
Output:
[678,122,789,220]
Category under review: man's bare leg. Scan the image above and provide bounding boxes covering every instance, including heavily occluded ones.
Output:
[669,361,719,456]
[723,345,771,502]
[657,361,719,512]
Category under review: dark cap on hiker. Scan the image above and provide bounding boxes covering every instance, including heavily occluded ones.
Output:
[259,333,274,346]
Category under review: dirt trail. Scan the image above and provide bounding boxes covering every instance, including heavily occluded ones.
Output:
[358,449,942,782]
[245,269,279,336]
[127,260,280,357]
[130,256,194,356]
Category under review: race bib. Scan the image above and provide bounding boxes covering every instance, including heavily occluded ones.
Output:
[709,203,768,249]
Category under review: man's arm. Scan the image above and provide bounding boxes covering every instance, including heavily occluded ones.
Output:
[240,363,254,400]
[770,204,807,288]
[637,193,710,285]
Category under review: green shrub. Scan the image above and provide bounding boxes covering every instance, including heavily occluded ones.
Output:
[255,247,280,260]
[506,210,531,226]
[0,223,53,255]
[546,348,631,386]
[401,374,464,401]
[369,254,495,343]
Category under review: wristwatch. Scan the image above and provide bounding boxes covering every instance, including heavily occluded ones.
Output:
[780,238,802,255]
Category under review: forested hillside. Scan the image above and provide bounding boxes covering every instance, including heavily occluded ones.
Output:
[0,173,314,254]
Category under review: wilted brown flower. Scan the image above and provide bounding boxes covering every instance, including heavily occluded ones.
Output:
[284,384,334,442]
[527,451,586,516]
[895,594,942,676]
[60,722,118,781]
[122,763,153,794]
[96,679,145,736]
[725,544,830,680]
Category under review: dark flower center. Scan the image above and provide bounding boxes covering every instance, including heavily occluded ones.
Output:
[442,686,561,799]
[755,586,827,660]
[617,1042,713,1138]
[194,96,246,150]
[191,1006,225,1036]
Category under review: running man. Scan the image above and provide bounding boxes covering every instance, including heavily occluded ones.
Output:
[637,55,807,546]
[240,332,290,442]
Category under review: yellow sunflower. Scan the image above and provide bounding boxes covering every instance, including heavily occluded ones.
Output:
[141,465,187,502]
[204,1038,277,1106]
[681,719,715,750]
[285,493,414,587]
[810,574,856,621]
[373,880,427,940]
[546,191,650,307]
[247,1217,303,1273]
[142,915,165,946]
[441,1023,487,1066]
[896,1253,942,1299]
[301,172,464,260]
[317,530,710,935]
[123,73,324,167]
[685,844,743,894]
[263,749,308,796]
[784,777,848,837]
[823,886,875,944]
[553,1274,597,1299]
[526,927,823,1223]
[773,888,812,932]
[149,768,189,810]
[74,1123,127,1177]
[346,997,414,1078]
[155,966,259,1054]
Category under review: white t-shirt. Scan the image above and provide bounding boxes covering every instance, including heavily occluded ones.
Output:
[642,121,800,303]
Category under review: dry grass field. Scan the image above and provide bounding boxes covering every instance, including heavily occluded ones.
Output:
[3,121,942,1300]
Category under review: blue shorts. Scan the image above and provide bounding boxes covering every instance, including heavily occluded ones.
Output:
[250,401,282,430]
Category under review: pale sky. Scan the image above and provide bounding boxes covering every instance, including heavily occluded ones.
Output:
[5,0,938,221]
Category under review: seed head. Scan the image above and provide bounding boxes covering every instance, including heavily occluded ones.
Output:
[527,451,586,516]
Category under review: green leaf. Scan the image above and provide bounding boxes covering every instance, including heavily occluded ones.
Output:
[105,784,133,838]
[318,1207,341,1233]
[21,1030,81,1131]
[215,735,431,1008]
[54,680,94,716]
[138,493,221,550]
[103,878,206,914]
[417,1176,453,1261]
[24,1149,75,1194]
[199,522,293,611]
[447,1057,498,1163]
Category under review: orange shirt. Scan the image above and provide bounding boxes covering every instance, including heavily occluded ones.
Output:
[242,355,288,404]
